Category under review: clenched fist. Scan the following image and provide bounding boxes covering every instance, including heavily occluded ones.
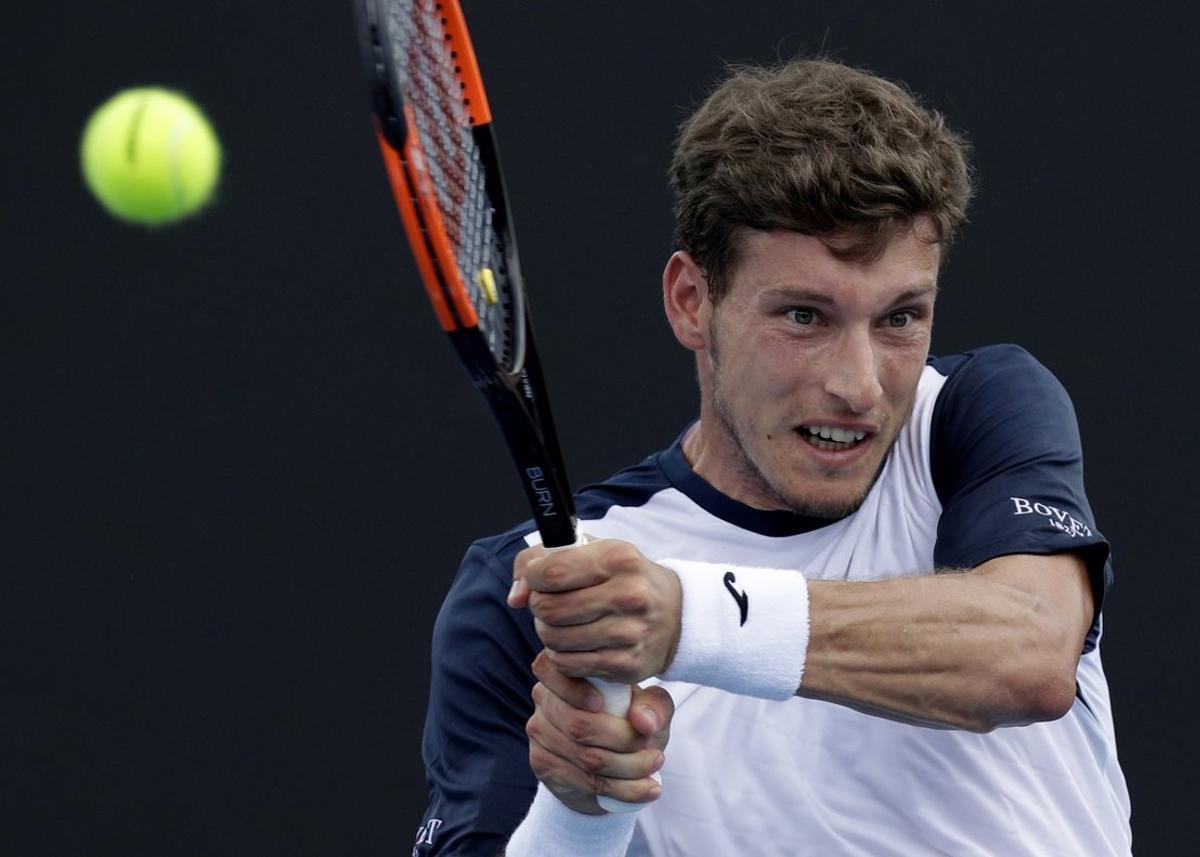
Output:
[508,539,683,684]
[525,650,674,814]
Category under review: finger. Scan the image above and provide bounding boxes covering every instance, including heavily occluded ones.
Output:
[514,544,549,574]
[529,715,664,783]
[506,575,530,609]
[532,649,605,713]
[546,647,646,685]
[528,689,664,780]
[509,545,551,608]
[527,588,608,627]
[528,734,664,810]
[531,681,650,754]
[522,542,612,593]
[628,685,675,749]
[526,732,605,815]
[535,615,642,653]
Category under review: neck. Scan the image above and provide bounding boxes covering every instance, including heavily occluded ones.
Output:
[681,416,790,512]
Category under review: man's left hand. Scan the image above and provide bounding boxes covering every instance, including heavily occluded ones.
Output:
[508,539,682,684]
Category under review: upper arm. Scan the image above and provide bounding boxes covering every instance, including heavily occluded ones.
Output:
[930,346,1112,651]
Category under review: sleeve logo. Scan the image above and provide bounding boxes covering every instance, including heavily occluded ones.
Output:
[412,818,443,855]
[1010,497,1093,538]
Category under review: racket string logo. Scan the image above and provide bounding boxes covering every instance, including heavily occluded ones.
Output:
[1009,497,1094,539]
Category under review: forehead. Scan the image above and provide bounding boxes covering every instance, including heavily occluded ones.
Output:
[728,227,941,306]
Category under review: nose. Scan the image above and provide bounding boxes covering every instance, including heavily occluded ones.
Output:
[822,328,884,414]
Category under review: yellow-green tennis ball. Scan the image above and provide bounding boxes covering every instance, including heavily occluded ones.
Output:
[80,87,221,226]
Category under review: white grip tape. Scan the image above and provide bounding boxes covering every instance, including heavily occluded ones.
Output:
[587,678,661,814]
[544,529,661,814]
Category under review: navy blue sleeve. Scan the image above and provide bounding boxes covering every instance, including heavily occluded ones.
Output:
[412,539,541,856]
[929,345,1112,651]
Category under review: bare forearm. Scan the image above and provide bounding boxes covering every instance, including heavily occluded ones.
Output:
[800,557,1089,732]
[522,543,1093,734]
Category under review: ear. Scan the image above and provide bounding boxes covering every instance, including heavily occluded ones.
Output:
[663,251,711,352]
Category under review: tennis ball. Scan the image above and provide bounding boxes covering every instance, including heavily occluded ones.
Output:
[80,87,221,226]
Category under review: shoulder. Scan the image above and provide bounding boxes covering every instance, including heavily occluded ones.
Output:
[926,345,1080,489]
[922,346,1112,629]
[928,343,1069,405]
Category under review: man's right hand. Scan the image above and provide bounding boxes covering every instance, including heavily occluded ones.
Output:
[526,649,674,815]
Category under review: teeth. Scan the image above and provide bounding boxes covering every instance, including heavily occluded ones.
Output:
[804,426,866,443]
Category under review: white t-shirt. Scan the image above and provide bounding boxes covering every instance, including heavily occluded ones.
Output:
[413,345,1131,856]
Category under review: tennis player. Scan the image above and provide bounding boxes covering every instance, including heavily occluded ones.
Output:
[415,59,1131,856]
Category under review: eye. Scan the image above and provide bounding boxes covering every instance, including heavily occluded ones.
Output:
[887,310,917,328]
[787,308,818,326]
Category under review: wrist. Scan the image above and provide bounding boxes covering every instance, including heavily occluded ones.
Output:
[505,783,638,857]
[658,558,810,700]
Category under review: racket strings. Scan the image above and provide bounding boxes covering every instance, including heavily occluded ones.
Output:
[388,0,515,368]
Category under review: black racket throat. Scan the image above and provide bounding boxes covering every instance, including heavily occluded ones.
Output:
[448,326,579,549]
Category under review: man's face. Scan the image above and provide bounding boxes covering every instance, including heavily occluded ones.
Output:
[698,227,939,518]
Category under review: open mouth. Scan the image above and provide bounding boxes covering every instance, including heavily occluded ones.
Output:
[798,425,868,451]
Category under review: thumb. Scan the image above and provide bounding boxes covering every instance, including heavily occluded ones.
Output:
[628,685,675,745]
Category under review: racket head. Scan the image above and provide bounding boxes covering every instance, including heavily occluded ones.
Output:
[358,0,526,375]
[356,0,579,546]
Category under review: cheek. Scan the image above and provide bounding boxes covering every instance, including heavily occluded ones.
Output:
[879,346,929,404]
[744,357,811,409]
[719,334,792,389]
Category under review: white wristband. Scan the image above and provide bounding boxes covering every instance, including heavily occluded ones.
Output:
[505,783,638,857]
[658,558,810,700]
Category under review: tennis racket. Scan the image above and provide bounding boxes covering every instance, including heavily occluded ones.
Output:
[354,0,653,813]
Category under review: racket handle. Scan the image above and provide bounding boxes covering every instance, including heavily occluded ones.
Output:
[586,678,662,814]
[545,529,662,814]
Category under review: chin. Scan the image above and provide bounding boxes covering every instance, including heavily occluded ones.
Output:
[772,471,879,520]
[783,492,870,520]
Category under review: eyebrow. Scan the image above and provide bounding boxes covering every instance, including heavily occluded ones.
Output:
[888,284,940,304]
[761,283,939,305]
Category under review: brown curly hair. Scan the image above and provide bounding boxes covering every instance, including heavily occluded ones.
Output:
[670,59,973,301]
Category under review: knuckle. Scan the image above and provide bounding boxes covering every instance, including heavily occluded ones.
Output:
[534,596,561,625]
[541,562,568,590]
[614,619,643,647]
[528,746,551,779]
[555,656,588,679]
[530,592,562,626]
[613,580,650,614]
[525,713,542,741]
[607,542,642,573]
[579,747,607,774]
[563,713,592,743]
[586,772,608,797]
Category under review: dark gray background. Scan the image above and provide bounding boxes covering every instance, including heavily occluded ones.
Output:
[5,1,1195,854]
